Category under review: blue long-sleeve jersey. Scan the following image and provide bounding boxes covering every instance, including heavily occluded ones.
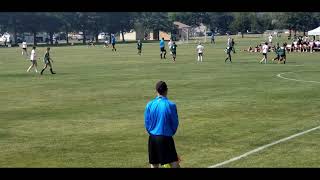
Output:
[144,96,179,137]
[111,36,116,44]
[160,39,165,48]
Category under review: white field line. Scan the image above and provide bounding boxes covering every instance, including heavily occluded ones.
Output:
[209,125,320,168]
[209,72,320,168]
[277,72,320,84]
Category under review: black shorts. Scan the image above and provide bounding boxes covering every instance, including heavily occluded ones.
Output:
[198,53,203,56]
[112,43,115,46]
[23,48,27,50]
[160,47,166,52]
[263,53,267,58]
[148,135,178,165]
[172,52,176,56]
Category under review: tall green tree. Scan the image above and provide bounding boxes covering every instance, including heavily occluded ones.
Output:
[229,12,251,38]
[136,12,173,40]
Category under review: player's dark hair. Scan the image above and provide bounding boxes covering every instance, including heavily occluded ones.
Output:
[47,47,50,51]
[156,81,168,95]
[162,38,164,40]
[33,46,36,49]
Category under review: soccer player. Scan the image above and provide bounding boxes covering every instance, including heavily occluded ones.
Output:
[144,81,180,168]
[278,43,286,64]
[268,34,273,45]
[170,42,177,62]
[231,38,236,53]
[168,39,173,55]
[137,40,142,55]
[111,34,116,51]
[227,36,232,47]
[196,42,204,62]
[40,47,56,75]
[260,42,269,64]
[21,41,28,57]
[272,43,280,63]
[27,46,38,73]
[225,46,232,63]
[211,33,215,44]
[160,37,167,59]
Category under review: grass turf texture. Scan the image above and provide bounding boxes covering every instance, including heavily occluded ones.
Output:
[0,35,319,167]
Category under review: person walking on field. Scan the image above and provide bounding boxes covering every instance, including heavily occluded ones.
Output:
[21,41,28,57]
[27,46,38,73]
[170,42,177,62]
[260,42,269,64]
[196,42,204,62]
[144,81,180,168]
[137,40,142,55]
[160,38,167,59]
[40,47,56,75]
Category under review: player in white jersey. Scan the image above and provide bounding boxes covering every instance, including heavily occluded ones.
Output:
[268,35,273,45]
[227,36,231,47]
[260,42,269,64]
[27,46,38,73]
[196,42,204,62]
[21,41,28,57]
[168,39,173,55]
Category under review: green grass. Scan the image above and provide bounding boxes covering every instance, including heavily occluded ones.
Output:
[0,35,320,167]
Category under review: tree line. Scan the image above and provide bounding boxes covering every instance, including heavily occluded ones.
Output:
[0,12,319,45]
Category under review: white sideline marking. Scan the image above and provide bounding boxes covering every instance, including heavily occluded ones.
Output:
[285,65,304,66]
[209,125,320,168]
[277,72,320,83]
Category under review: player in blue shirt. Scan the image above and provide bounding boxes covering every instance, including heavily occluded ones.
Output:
[159,38,167,59]
[144,81,180,168]
[111,34,116,52]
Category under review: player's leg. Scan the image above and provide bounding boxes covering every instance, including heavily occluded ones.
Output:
[197,53,200,62]
[34,61,38,73]
[48,63,56,74]
[265,54,267,64]
[260,57,264,63]
[229,53,232,62]
[27,61,33,72]
[200,54,203,62]
[225,53,228,62]
[41,64,48,75]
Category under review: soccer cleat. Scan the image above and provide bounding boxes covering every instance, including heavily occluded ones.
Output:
[50,68,56,74]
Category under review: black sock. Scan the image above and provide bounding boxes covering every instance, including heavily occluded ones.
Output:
[50,68,56,74]
[40,69,45,75]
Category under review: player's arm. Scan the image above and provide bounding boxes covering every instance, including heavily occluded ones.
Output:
[170,104,179,135]
[144,103,152,134]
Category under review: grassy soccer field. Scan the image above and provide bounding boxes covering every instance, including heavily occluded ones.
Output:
[0,35,320,167]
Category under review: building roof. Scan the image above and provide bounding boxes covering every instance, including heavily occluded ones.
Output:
[174,21,191,29]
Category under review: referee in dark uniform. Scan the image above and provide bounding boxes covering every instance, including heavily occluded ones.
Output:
[144,81,180,168]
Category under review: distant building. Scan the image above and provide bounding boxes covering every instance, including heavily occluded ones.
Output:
[119,21,192,41]
[172,21,191,41]
[191,23,208,37]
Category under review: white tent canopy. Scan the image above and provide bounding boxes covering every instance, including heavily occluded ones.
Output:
[308,26,320,36]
